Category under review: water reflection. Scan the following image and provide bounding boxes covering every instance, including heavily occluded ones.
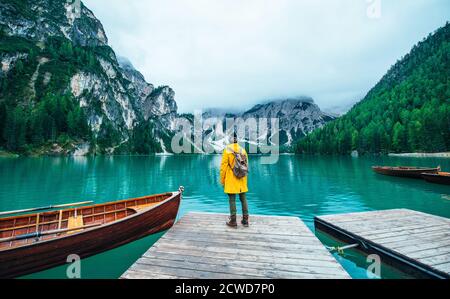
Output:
[1,155,449,279]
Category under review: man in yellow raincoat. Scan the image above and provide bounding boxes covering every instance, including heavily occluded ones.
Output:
[220,133,249,228]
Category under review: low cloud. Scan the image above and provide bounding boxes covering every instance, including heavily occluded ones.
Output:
[84,0,450,113]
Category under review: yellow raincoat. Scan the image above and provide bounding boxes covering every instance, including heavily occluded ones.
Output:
[220,143,248,194]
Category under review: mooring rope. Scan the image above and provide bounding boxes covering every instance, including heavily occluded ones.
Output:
[326,243,359,255]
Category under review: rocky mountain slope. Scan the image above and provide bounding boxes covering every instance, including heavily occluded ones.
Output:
[242,98,335,145]
[195,97,335,153]
[0,0,334,155]
[0,0,177,154]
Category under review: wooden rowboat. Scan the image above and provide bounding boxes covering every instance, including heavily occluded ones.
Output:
[372,166,440,179]
[0,188,183,278]
[422,172,450,185]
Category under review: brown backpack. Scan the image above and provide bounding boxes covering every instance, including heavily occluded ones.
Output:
[228,146,248,179]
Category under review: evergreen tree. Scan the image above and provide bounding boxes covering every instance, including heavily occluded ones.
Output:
[0,102,6,144]
[296,23,450,155]
[3,107,27,151]
[29,106,45,146]
[392,122,406,152]
[60,41,73,61]
[14,60,24,74]
[131,121,162,154]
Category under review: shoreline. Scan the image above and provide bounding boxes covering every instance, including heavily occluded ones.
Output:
[388,152,450,158]
[0,151,19,158]
[2,150,450,158]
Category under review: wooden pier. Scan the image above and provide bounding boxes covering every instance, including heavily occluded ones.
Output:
[315,209,450,279]
[121,212,350,279]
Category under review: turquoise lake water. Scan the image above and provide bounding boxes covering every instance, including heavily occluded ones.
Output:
[0,155,449,279]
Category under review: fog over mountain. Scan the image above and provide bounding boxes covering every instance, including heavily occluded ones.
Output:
[84,0,450,113]
[1,0,448,155]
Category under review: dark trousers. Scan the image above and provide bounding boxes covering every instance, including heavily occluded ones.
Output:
[228,193,249,217]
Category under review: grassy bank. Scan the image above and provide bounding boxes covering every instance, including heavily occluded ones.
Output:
[0,150,19,158]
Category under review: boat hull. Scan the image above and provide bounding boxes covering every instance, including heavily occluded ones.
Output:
[372,166,440,179]
[422,173,450,185]
[0,192,181,278]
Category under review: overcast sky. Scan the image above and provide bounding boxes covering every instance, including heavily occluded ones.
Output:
[84,0,449,113]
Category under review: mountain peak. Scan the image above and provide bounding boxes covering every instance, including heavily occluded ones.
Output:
[0,0,177,155]
[117,56,134,70]
[262,96,315,105]
[0,0,108,47]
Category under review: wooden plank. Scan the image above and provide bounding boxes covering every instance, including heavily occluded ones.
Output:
[418,253,450,266]
[318,209,411,223]
[121,212,350,279]
[391,238,450,253]
[174,223,310,233]
[173,219,310,231]
[57,210,63,230]
[144,248,343,269]
[141,253,347,276]
[159,235,328,251]
[168,226,315,237]
[355,224,450,240]
[153,240,337,261]
[315,209,450,279]
[135,256,342,279]
[345,220,449,235]
[129,263,266,279]
[434,262,450,274]
[409,246,450,260]
[121,269,189,279]
[162,230,319,244]
[372,229,449,244]
[330,218,449,236]
[321,209,446,222]
[188,211,299,220]
[158,240,334,259]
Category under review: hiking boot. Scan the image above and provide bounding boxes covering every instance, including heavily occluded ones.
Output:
[226,216,237,228]
[241,215,249,227]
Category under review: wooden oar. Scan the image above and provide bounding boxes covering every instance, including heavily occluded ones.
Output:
[0,201,94,217]
[0,223,102,243]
